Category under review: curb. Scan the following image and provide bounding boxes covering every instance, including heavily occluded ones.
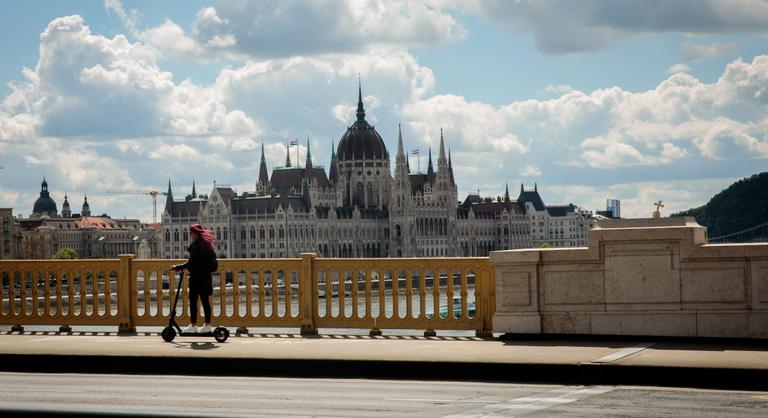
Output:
[2,354,767,391]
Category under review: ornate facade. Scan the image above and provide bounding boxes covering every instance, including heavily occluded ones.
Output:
[161,85,590,259]
[16,180,160,259]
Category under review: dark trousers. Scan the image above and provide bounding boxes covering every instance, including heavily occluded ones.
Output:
[189,287,212,324]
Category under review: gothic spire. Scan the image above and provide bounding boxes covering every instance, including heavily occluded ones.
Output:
[427,146,435,182]
[329,141,339,184]
[258,142,269,185]
[356,76,365,122]
[192,180,196,198]
[305,138,313,174]
[448,149,454,184]
[504,183,511,204]
[438,128,446,163]
[285,142,292,167]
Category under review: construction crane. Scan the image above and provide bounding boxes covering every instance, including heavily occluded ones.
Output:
[106,189,169,224]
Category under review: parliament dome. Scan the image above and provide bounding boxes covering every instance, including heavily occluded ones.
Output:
[336,84,388,161]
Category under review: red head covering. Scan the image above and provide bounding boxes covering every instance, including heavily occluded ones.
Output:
[190,224,215,252]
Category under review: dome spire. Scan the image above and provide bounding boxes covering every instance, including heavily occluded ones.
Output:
[356,75,365,122]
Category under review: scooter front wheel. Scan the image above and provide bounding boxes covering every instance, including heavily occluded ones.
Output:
[213,327,228,343]
[161,326,176,342]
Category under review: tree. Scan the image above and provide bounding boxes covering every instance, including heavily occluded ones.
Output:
[540,242,550,248]
[53,247,77,259]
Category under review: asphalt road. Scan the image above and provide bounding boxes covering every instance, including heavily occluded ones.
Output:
[0,373,766,417]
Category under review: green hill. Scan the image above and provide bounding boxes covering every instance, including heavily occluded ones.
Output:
[672,172,768,239]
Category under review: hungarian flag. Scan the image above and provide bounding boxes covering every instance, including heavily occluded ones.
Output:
[289,139,299,146]
[411,148,419,155]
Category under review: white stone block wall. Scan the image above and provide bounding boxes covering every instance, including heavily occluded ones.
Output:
[490,217,768,339]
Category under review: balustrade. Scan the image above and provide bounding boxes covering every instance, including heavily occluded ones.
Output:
[1,254,494,337]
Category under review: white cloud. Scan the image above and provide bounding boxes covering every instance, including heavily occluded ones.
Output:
[546,177,738,218]
[519,164,542,176]
[666,63,691,75]
[139,0,465,60]
[477,0,768,54]
[148,144,202,160]
[103,0,140,37]
[682,42,740,61]
[542,84,574,94]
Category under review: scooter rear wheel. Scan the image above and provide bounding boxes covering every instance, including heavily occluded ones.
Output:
[161,326,176,342]
[213,327,228,342]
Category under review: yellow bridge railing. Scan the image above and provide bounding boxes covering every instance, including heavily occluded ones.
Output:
[0,254,494,337]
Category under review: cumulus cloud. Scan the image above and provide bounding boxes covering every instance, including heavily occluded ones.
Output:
[519,165,542,177]
[477,0,768,54]
[666,63,691,75]
[682,42,740,61]
[139,0,465,60]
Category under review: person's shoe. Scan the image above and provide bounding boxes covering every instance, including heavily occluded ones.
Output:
[198,325,211,334]
[181,324,197,333]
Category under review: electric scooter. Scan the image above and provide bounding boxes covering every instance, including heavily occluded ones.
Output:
[161,270,229,343]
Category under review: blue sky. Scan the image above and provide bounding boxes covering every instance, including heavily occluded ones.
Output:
[1,0,767,222]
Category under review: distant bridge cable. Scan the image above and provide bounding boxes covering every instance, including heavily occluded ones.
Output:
[708,221,768,243]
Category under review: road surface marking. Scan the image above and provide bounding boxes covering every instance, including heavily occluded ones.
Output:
[587,342,656,364]
[444,386,614,417]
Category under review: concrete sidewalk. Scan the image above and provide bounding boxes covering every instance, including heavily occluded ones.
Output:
[0,331,766,390]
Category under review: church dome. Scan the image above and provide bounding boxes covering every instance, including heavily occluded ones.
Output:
[33,178,58,216]
[336,84,388,161]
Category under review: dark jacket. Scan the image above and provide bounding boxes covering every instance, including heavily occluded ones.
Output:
[178,239,213,295]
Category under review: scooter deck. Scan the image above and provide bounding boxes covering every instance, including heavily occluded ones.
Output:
[177,332,215,337]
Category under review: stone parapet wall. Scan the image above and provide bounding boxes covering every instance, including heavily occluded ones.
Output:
[490,217,768,338]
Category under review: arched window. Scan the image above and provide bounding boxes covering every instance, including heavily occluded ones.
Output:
[259,227,265,239]
[173,229,179,241]
[165,229,170,241]
[250,227,256,239]
[223,228,228,240]
[366,182,374,207]
[216,228,221,240]
[278,227,284,239]
[241,228,246,240]
[355,182,364,206]
[269,227,275,239]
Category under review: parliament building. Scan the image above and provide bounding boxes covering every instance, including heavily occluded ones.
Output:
[161,85,590,259]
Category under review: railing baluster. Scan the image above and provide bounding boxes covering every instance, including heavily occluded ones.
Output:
[461,269,468,320]
[325,270,332,319]
[258,269,266,318]
[365,268,372,320]
[392,269,399,320]
[406,268,413,319]
[285,269,292,318]
[351,270,359,319]
[245,269,253,319]
[338,270,347,319]
[271,270,278,318]
[419,269,426,319]
[446,267,453,321]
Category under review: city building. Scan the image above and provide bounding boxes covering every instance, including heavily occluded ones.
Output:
[0,208,21,259]
[16,180,160,259]
[161,85,591,259]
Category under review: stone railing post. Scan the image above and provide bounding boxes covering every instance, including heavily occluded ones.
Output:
[299,253,318,336]
[475,263,495,338]
[117,254,136,334]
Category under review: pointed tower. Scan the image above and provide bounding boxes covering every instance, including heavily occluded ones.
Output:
[356,76,365,122]
[81,194,91,217]
[426,146,435,184]
[328,141,338,185]
[62,194,71,218]
[448,149,455,185]
[258,142,269,186]
[394,124,408,178]
[192,180,197,198]
[285,143,292,168]
[504,183,511,204]
[164,179,174,214]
